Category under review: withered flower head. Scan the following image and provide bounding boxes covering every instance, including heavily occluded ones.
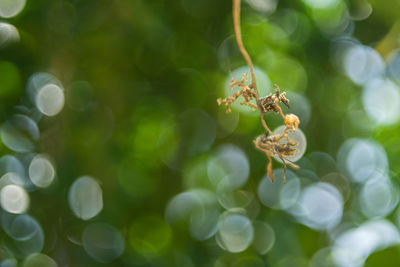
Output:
[284,114,300,132]
[217,0,303,184]
[260,85,290,114]
[217,73,257,114]
[218,80,301,183]
[253,131,299,183]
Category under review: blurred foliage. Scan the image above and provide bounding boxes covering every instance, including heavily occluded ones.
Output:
[1,0,400,266]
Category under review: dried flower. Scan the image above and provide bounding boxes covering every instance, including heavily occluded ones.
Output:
[253,132,299,184]
[217,73,257,113]
[259,85,290,114]
[217,0,304,183]
[284,114,300,132]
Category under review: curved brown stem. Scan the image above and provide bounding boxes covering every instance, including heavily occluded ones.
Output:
[275,102,286,119]
[233,0,273,134]
[232,0,258,97]
[260,113,272,135]
[228,0,301,184]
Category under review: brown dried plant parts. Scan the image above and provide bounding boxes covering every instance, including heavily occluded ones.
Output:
[217,0,301,184]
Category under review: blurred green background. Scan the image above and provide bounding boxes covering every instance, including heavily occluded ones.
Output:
[1,0,400,266]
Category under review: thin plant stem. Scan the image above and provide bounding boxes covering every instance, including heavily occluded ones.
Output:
[217,0,302,183]
[232,0,272,134]
[260,115,272,134]
[232,0,257,95]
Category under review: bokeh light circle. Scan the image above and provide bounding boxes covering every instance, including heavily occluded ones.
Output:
[295,182,343,230]
[29,154,55,188]
[9,216,39,242]
[165,189,218,241]
[388,50,400,82]
[333,220,400,267]
[165,189,216,223]
[246,0,277,14]
[0,22,19,47]
[258,169,300,210]
[36,84,65,116]
[1,214,45,257]
[190,206,219,241]
[362,78,400,125]
[0,258,17,267]
[320,172,351,202]
[83,222,125,263]
[27,72,65,116]
[1,114,39,153]
[302,0,339,9]
[216,211,254,253]
[22,253,57,267]
[27,73,63,97]
[252,221,275,255]
[309,247,337,267]
[217,190,254,211]
[0,184,29,214]
[337,138,388,183]
[207,144,249,191]
[0,0,26,18]
[343,44,384,85]
[359,174,399,219]
[0,155,25,178]
[0,172,26,190]
[68,176,103,220]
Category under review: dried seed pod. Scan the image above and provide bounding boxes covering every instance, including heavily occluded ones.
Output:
[217,0,304,183]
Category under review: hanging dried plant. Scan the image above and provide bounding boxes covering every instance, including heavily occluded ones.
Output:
[217,0,302,183]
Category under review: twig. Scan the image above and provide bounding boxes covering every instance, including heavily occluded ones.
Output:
[233,0,274,135]
[233,0,257,94]
[217,0,302,183]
